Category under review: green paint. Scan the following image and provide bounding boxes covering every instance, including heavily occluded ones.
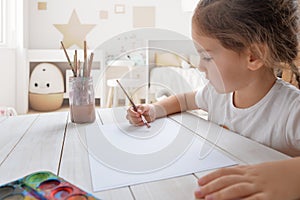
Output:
[25,172,50,185]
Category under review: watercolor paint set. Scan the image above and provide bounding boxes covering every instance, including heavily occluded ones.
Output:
[0,171,100,200]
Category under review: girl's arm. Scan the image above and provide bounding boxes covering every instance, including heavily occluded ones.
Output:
[153,91,198,118]
[126,92,198,126]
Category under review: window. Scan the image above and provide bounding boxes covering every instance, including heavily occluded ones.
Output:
[0,0,16,47]
[0,0,5,45]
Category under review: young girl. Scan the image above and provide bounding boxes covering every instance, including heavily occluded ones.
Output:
[127,0,300,198]
[128,0,300,157]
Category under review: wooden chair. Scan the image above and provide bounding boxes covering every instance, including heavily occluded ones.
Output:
[281,68,300,88]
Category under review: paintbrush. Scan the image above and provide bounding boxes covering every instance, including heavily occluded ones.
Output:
[87,52,94,77]
[116,80,150,128]
[83,40,87,77]
[60,41,76,77]
[73,49,77,77]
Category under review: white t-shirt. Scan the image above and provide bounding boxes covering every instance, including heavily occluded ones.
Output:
[195,78,300,157]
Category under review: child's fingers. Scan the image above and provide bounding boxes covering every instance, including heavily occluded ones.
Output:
[203,182,257,200]
[198,166,245,186]
[127,104,154,125]
[196,175,249,198]
[136,105,149,115]
[126,115,140,125]
[126,107,144,126]
[128,106,140,117]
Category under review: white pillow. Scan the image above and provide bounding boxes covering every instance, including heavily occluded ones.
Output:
[155,52,181,67]
[181,59,191,69]
[189,54,200,68]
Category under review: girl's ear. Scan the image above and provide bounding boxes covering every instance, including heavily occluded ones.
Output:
[248,54,264,71]
[247,44,265,71]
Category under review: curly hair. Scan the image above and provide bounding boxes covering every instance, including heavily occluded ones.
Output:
[192,0,300,87]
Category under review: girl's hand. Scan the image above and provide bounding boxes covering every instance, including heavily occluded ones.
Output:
[126,104,156,126]
[195,158,300,200]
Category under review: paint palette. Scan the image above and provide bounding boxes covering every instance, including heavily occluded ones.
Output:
[0,171,100,200]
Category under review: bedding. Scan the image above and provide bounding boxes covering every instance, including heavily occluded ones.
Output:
[155,52,182,67]
[149,66,207,101]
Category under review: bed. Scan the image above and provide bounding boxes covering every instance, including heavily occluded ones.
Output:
[147,46,208,103]
[94,38,208,106]
[149,66,207,102]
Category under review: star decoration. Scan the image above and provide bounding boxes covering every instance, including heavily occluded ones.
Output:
[54,10,96,49]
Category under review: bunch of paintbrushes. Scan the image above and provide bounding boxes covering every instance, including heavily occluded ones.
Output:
[61,41,94,77]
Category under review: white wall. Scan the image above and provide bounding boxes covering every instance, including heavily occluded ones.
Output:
[4,0,194,114]
[28,0,193,49]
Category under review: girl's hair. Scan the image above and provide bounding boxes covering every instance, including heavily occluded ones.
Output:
[192,0,300,87]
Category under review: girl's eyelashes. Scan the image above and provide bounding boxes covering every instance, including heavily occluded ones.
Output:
[199,53,213,62]
[196,49,213,62]
[202,56,213,61]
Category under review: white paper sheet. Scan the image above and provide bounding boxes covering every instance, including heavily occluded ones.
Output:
[85,116,237,192]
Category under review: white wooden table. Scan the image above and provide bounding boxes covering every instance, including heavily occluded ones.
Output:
[0,109,289,200]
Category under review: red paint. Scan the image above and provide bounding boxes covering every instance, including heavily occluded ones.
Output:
[38,179,60,191]
[51,186,73,199]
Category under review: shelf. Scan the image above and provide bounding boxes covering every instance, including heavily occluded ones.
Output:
[27,49,102,113]
[27,49,93,62]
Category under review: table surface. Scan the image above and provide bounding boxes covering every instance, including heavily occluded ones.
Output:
[0,108,289,200]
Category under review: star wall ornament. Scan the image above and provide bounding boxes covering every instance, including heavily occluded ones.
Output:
[54,10,96,49]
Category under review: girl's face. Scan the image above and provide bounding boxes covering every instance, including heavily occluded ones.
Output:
[192,31,253,93]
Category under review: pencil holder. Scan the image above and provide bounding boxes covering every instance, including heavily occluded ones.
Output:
[69,76,96,123]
